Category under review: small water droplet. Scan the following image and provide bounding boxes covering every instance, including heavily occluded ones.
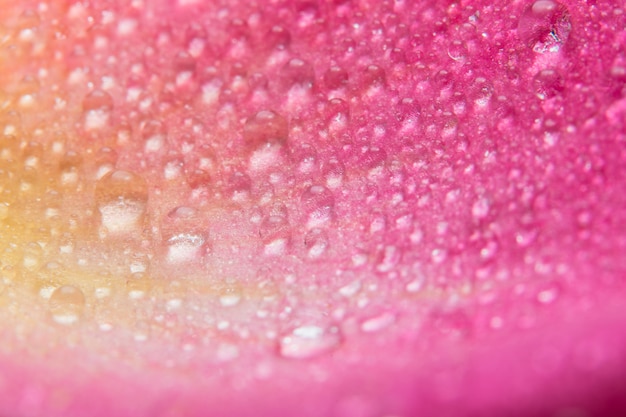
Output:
[260,214,291,256]
[533,68,564,99]
[447,40,467,61]
[95,170,148,236]
[360,312,395,333]
[278,325,342,359]
[22,242,43,271]
[219,284,242,307]
[82,90,113,131]
[49,285,85,325]
[472,197,490,220]
[323,66,349,90]
[161,207,208,264]
[243,110,288,149]
[536,282,560,304]
[300,185,335,228]
[376,245,401,273]
[304,228,329,259]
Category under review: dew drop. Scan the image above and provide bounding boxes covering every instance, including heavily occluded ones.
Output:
[532,68,564,100]
[472,197,490,220]
[278,325,342,359]
[447,40,467,62]
[517,0,571,53]
[82,90,114,131]
[165,234,206,264]
[95,170,148,236]
[300,185,335,228]
[323,66,349,90]
[376,245,401,273]
[49,285,85,325]
[219,284,242,307]
[243,110,288,149]
[304,228,329,259]
[281,58,315,90]
[259,214,291,256]
[161,206,208,264]
[360,312,395,333]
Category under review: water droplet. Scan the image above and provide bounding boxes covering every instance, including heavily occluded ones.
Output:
[447,40,467,62]
[376,245,401,273]
[532,68,564,100]
[243,110,288,149]
[360,312,395,333]
[141,120,167,153]
[322,156,345,189]
[472,197,490,220]
[326,98,350,133]
[161,206,208,264]
[219,284,242,307]
[300,185,335,228]
[95,170,148,236]
[278,325,342,359]
[518,1,571,53]
[259,214,291,256]
[265,25,291,50]
[165,234,206,264]
[323,66,349,90]
[82,90,113,131]
[304,228,329,259]
[536,282,560,304]
[49,285,85,325]
[284,58,314,88]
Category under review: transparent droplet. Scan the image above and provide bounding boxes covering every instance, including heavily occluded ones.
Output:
[265,25,291,50]
[227,171,252,201]
[533,68,564,100]
[22,242,43,271]
[326,98,350,133]
[165,234,206,264]
[304,228,329,259]
[447,40,467,61]
[278,325,342,359]
[141,120,167,153]
[49,285,85,325]
[301,185,335,228]
[360,312,396,333]
[82,90,113,131]
[161,207,208,264]
[280,58,315,91]
[323,66,349,90]
[518,0,571,53]
[472,197,490,220]
[260,214,291,256]
[95,170,148,235]
[219,284,242,307]
[376,245,401,273]
[243,110,288,148]
[322,157,345,189]
[536,282,560,304]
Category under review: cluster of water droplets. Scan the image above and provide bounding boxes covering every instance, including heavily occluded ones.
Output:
[0,3,622,405]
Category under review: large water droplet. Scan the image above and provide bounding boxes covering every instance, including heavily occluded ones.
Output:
[49,285,85,325]
[278,325,342,359]
[517,1,571,53]
[95,170,148,236]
